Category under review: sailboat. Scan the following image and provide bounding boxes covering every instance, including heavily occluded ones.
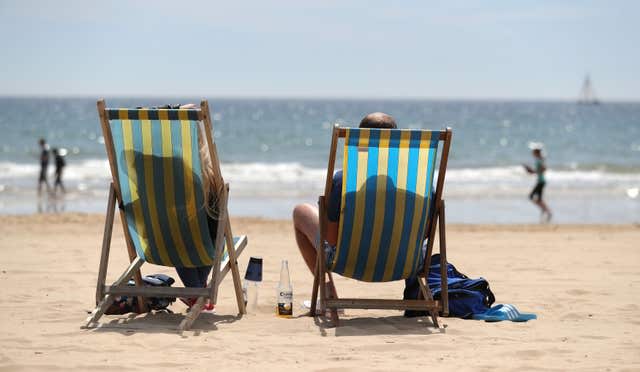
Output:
[578,74,600,105]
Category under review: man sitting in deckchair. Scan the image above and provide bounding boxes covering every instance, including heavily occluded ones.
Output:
[294,112,434,312]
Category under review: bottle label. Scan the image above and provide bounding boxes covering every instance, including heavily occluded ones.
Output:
[277,290,293,316]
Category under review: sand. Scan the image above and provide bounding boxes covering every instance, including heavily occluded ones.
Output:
[0,213,638,371]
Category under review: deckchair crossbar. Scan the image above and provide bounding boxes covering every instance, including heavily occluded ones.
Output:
[105,286,211,298]
[326,298,440,311]
[337,127,447,139]
[105,108,203,121]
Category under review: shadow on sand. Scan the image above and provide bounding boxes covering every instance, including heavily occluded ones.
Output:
[84,311,242,336]
[313,314,446,337]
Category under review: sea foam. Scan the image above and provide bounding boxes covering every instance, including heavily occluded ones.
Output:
[1,160,638,198]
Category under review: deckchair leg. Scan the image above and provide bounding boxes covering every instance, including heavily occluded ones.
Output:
[312,265,339,324]
[318,252,327,314]
[316,196,328,316]
[208,194,227,308]
[95,183,116,304]
[87,294,115,326]
[178,297,206,332]
[310,253,321,316]
[117,218,146,314]
[318,251,340,325]
[316,196,339,325]
[86,257,144,327]
[225,219,246,315]
[439,200,449,316]
[418,277,440,328]
[325,272,339,324]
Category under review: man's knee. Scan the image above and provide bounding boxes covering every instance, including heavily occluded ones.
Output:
[292,204,319,234]
[293,203,313,221]
[292,204,304,222]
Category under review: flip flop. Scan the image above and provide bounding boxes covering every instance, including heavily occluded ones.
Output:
[473,304,537,322]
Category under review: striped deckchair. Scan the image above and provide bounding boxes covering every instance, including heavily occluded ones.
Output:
[311,125,452,328]
[86,100,247,331]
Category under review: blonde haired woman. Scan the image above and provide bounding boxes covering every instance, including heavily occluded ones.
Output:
[174,104,222,310]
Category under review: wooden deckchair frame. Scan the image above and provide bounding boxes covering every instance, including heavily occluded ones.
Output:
[87,100,246,332]
[310,125,452,328]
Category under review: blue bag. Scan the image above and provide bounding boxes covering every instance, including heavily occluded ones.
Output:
[427,254,495,318]
[404,254,495,319]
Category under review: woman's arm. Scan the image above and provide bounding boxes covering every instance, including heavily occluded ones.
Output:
[522,164,534,174]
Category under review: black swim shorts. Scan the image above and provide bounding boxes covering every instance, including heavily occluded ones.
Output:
[529,181,545,201]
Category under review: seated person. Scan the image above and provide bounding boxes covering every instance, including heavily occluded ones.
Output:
[174,103,219,311]
[293,113,435,316]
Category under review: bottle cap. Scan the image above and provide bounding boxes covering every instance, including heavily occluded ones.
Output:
[244,256,263,282]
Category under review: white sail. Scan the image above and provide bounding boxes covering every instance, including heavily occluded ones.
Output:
[578,74,600,104]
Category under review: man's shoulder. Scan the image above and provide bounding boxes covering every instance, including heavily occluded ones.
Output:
[333,170,342,181]
[332,170,343,187]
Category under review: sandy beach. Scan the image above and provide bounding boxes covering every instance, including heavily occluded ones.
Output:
[0,214,638,371]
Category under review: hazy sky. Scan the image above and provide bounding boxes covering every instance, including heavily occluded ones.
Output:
[0,0,638,100]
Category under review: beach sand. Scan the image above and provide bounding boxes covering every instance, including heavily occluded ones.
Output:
[0,214,638,371]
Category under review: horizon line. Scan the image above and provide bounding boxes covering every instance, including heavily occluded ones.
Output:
[1,94,639,103]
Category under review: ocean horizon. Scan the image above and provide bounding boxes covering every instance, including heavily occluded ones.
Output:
[1,97,639,223]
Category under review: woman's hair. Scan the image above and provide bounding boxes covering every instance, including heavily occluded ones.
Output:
[198,122,221,219]
[178,103,220,219]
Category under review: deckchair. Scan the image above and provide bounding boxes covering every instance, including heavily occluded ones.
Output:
[311,125,452,328]
[87,100,247,331]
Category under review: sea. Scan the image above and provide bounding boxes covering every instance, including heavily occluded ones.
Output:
[1,97,639,224]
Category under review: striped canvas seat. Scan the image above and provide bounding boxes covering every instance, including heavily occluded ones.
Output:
[330,128,439,282]
[88,101,248,331]
[106,108,217,268]
[311,124,452,328]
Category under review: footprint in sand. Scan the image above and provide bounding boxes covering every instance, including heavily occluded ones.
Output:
[616,303,639,311]
[579,335,608,340]
[560,312,586,321]
[513,349,545,359]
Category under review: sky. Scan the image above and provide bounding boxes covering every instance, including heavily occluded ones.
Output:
[0,0,638,100]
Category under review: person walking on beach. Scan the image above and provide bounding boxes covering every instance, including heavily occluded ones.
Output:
[523,145,552,222]
[52,148,66,194]
[37,138,51,195]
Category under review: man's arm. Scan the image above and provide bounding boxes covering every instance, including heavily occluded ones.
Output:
[325,170,342,246]
[326,221,338,246]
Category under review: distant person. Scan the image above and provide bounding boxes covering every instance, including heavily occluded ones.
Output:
[523,145,552,222]
[52,148,66,194]
[37,138,51,195]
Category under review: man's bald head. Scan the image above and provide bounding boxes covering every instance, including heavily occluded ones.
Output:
[359,112,397,129]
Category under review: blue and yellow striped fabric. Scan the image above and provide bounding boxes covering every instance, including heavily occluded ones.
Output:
[330,128,440,282]
[106,108,216,268]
